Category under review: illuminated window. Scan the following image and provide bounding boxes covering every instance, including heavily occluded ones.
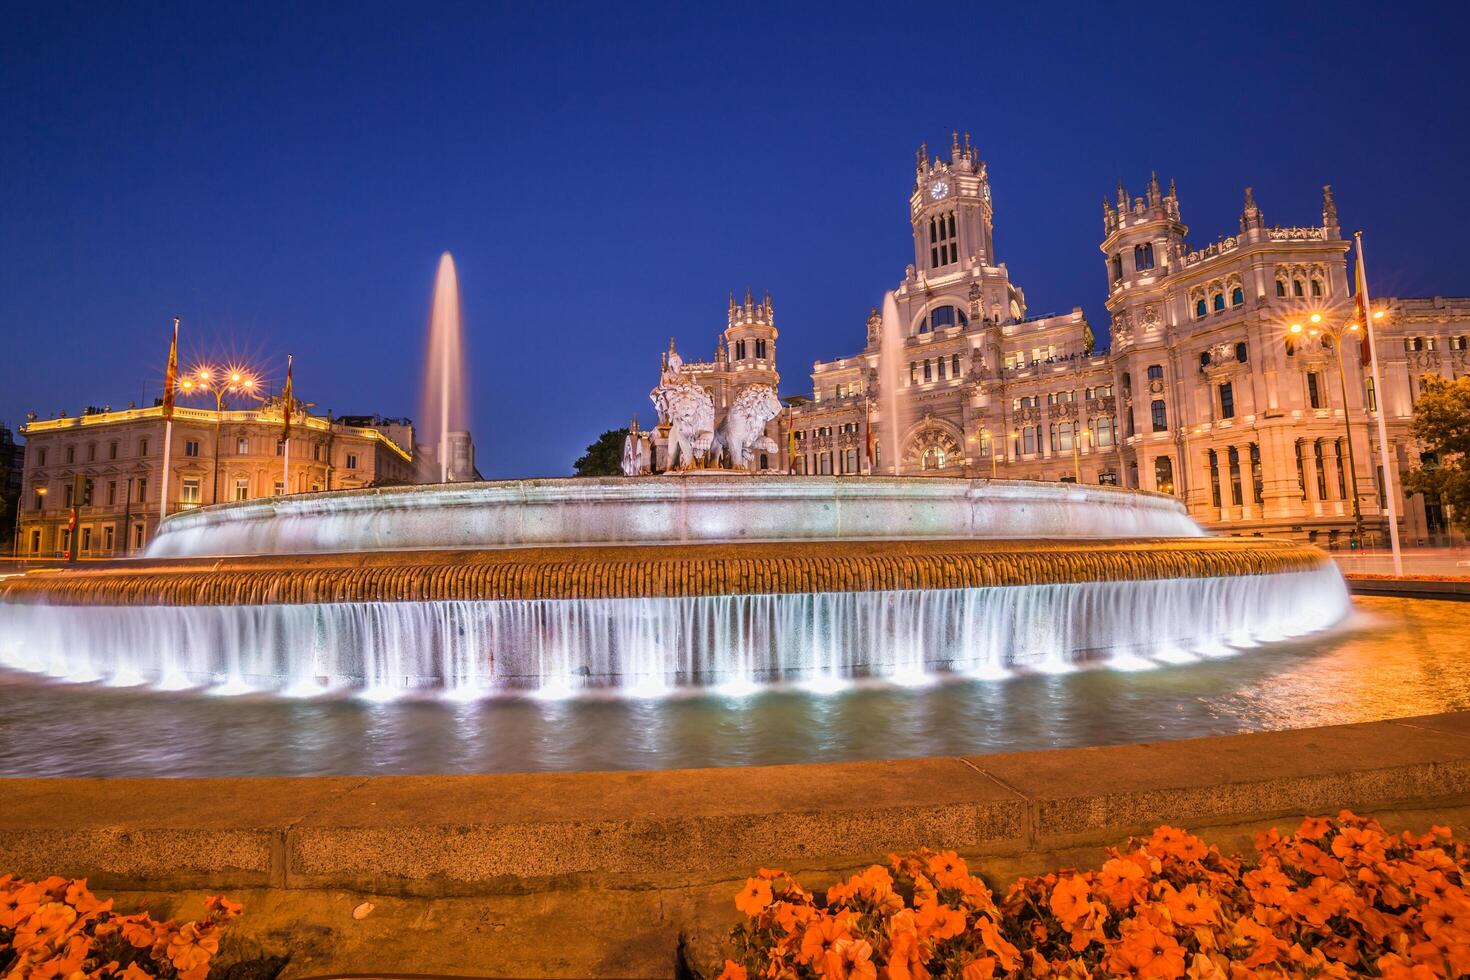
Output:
[1219,382,1235,419]
[181,478,201,507]
[1151,399,1167,432]
[1231,287,1244,306]
[1228,447,1243,505]
[237,437,249,454]
[184,440,200,457]
[1154,456,1175,495]
[233,479,249,501]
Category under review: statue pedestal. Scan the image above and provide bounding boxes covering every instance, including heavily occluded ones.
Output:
[661,467,756,477]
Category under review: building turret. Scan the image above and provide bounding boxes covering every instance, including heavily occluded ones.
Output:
[723,288,779,387]
[910,133,995,274]
[1100,171,1188,295]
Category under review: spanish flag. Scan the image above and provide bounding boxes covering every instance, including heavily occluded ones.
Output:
[162,317,180,419]
[1354,243,1372,367]
[281,353,294,440]
[864,402,876,468]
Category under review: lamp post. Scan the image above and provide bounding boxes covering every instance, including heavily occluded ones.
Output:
[1289,313,1364,546]
[179,366,258,506]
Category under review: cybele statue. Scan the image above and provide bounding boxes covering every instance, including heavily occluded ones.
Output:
[651,340,716,470]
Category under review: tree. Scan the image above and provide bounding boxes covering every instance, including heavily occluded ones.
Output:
[1402,376,1470,534]
[573,428,629,477]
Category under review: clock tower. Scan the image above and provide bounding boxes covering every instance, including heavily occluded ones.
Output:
[910,131,995,275]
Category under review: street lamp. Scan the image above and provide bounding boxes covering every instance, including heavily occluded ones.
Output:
[1289,316,1365,546]
[178,365,260,505]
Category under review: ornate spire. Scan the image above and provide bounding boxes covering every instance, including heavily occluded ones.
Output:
[1116,179,1128,210]
[1147,171,1162,207]
[1240,186,1264,233]
[1322,184,1339,231]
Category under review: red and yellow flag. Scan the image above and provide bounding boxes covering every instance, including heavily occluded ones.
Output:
[864,401,876,467]
[1354,245,1372,367]
[162,317,180,419]
[281,353,294,440]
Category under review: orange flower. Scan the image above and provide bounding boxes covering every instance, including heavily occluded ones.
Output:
[1048,875,1092,928]
[882,929,930,980]
[1148,826,1209,863]
[1098,856,1149,909]
[1330,825,1387,867]
[1242,864,1292,908]
[1283,876,1348,928]
[960,956,996,980]
[716,959,748,980]
[974,914,1020,972]
[1375,953,1440,979]
[1161,883,1219,927]
[1284,841,1343,880]
[827,938,877,980]
[1297,816,1332,840]
[119,913,163,948]
[799,915,851,969]
[925,851,969,889]
[204,894,244,918]
[915,901,965,942]
[1108,924,1186,979]
[736,877,774,917]
[1231,915,1288,968]
[1185,953,1227,980]
[165,920,220,973]
[13,901,79,951]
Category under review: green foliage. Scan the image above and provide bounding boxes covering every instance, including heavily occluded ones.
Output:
[573,428,630,477]
[1402,375,1470,533]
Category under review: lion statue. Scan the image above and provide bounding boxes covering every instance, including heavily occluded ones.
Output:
[650,382,715,470]
[712,384,783,471]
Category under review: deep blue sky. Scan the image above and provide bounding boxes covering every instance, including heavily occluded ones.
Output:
[3,3,1466,478]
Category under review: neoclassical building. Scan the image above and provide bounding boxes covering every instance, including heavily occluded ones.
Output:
[659,134,1469,546]
[17,403,416,558]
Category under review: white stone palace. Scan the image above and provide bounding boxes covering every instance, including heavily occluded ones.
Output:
[651,133,1469,547]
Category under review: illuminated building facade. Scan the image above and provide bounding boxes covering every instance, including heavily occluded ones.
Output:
[669,134,1469,545]
[16,404,416,558]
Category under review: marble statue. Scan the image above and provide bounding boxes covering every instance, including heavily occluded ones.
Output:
[712,384,782,470]
[650,382,715,470]
[621,418,651,476]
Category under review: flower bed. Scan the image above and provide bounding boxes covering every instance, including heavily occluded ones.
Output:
[0,876,242,979]
[719,812,1468,979]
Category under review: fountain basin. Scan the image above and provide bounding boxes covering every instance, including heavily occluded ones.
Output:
[141,475,1203,558]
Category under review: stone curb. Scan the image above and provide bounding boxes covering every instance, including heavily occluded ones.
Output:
[3,712,1469,897]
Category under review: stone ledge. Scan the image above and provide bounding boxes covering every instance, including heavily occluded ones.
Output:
[3,712,1469,897]
[1346,573,1470,600]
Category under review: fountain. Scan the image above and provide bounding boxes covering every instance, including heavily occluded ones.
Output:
[0,257,1353,701]
[420,252,469,482]
[0,474,1350,697]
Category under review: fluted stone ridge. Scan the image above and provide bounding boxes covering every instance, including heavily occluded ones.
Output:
[0,538,1331,608]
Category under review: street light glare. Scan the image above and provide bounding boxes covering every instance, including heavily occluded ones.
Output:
[1309,313,1322,324]
[1373,310,1385,320]
[1289,323,1302,333]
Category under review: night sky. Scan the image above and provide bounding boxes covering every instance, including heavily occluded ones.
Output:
[3,2,1466,478]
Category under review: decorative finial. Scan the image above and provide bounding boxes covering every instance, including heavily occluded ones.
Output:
[1322,184,1338,229]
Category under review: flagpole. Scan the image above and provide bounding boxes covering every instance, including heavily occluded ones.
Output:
[281,353,293,496]
[1358,231,1403,576]
[159,317,179,524]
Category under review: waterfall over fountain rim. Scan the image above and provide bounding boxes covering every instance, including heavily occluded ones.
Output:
[142,475,1203,559]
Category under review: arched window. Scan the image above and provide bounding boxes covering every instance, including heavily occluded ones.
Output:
[1195,299,1207,318]
[1293,280,1305,297]
[1276,280,1287,298]
[1311,279,1323,297]
[1208,450,1222,507]
[1285,338,1296,357]
[1092,415,1115,447]
[1154,456,1175,495]
[1111,254,1123,281]
[923,305,968,333]
[951,353,961,376]
[1151,399,1168,432]
[922,448,946,470]
[1228,447,1243,505]
[1213,293,1226,312]
[1133,243,1155,271]
[1147,364,1164,381]
[1231,287,1244,306]
[1235,341,1248,362]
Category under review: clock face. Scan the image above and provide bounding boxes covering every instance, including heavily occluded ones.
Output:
[929,180,950,201]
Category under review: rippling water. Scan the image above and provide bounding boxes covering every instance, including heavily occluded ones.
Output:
[0,597,1465,778]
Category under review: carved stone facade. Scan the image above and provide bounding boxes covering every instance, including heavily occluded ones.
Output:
[774,140,1468,546]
